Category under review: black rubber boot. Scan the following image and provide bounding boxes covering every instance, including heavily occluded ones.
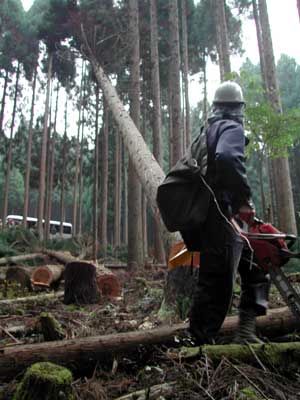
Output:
[233,309,264,344]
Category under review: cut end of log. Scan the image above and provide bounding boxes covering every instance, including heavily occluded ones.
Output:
[32,267,52,286]
[96,275,121,297]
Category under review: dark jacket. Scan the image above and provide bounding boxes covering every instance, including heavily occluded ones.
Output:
[206,118,251,215]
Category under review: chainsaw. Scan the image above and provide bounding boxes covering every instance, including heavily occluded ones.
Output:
[243,218,300,321]
[168,218,300,320]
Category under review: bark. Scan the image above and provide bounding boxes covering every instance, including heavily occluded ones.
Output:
[0,69,9,136]
[60,97,68,238]
[169,0,182,163]
[95,264,121,297]
[298,0,300,22]
[31,264,64,287]
[181,0,191,149]
[122,147,128,245]
[0,306,298,377]
[258,153,266,219]
[113,128,121,248]
[99,99,108,256]
[37,53,53,239]
[258,0,297,234]
[128,0,143,269]
[168,68,174,169]
[2,63,20,226]
[150,0,166,263]
[93,85,100,260]
[0,253,45,266]
[214,0,231,81]
[45,84,59,240]
[63,261,100,304]
[72,61,85,236]
[202,54,208,125]
[23,63,38,228]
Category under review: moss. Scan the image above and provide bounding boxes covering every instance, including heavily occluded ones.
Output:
[14,362,74,400]
[238,387,261,399]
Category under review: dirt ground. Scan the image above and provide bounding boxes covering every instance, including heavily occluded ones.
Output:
[1,262,300,399]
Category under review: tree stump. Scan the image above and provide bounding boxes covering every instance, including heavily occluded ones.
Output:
[64,261,100,304]
[39,312,65,341]
[13,362,73,400]
[31,265,64,287]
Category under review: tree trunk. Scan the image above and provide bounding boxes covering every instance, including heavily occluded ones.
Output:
[60,97,68,238]
[214,0,231,81]
[45,84,59,239]
[113,128,122,248]
[128,0,143,269]
[297,0,300,22]
[169,0,182,164]
[122,143,128,245]
[258,0,297,235]
[23,62,38,228]
[0,306,298,377]
[100,99,109,256]
[2,63,20,226]
[37,52,53,239]
[72,61,85,236]
[202,53,208,125]
[252,0,267,90]
[0,69,9,136]
[77,114,85,236]
[93,85,100,260]
[181,0,191,149]
[258,153,266,219]
[150,0,166,264]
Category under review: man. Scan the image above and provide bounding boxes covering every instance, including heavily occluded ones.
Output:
[188,81,270,344]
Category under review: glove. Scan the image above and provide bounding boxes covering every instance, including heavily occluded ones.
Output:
[238,204,256,227]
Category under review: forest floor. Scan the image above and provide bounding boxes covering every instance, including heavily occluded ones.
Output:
[1,239,300,399]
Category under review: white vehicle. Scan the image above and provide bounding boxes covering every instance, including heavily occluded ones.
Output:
[6,215,72,239]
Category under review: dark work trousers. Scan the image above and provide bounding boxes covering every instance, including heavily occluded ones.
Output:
[189,201,269,344]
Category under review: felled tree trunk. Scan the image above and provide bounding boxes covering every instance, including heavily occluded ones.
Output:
[0,307,298,377]
[14,362,73,400]
[96,264,121,297]
[31,265,64,287]
[0,291,64,307]
[0,253,45,266]
[64,261,100,305]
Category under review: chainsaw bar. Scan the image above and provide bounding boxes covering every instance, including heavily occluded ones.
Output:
[269,266,300,321]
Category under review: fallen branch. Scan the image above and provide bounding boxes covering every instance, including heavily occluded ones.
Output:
[114,382,176,400]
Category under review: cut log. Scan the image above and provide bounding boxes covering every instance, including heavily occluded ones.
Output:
[63,261,100,304]
[0,291,64,306]
[5,267,33,290]
[0,306,298,377]
[14,362,73,400]
[31,265,64,287]
[96,264,121,297]
[0,253,46,266]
